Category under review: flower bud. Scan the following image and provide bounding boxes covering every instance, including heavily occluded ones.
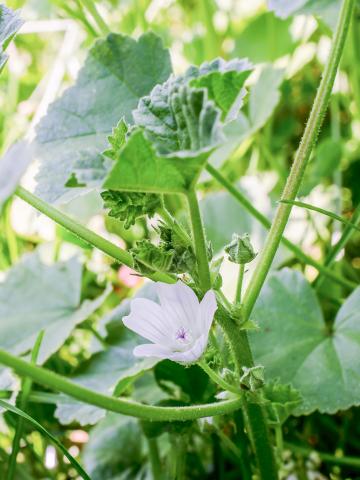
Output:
[240,365,265,391]
[224,233,256,264]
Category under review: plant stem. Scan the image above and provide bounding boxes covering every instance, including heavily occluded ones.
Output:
[147,437,163,480]
[15,186,173,284]
[4,201,18,264]
[235,264,245,303]
[186,192,278,479]
[0,348,242,421]
[175,435,187,480]
[280,199,360,233]
[198,360,240,394]
[242,0,356,319]
[7,331,44,480]
[315,202,360,288]
[286,442,360,468]
[206,164,355,290]
[186,190,211,291]
[78,0,110,36]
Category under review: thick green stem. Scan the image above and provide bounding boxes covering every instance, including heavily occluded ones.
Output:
[186,190,212,291]
[242,0,356,319]
[186,192,278,479]
[286,443,360,468]
[206,164,355,290]
[147,437,163,480]
[15,187,173,284]
[0,348,242,421]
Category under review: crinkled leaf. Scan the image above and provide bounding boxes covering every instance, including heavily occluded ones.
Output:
[0,141,33,207]
[103,118,128,161]
[103,129,212,194]
[82,413,144,480]
[0,4,24,72]
[34,33,171,204]
[263,380,303,424]
[55,283,158,425]
[268,0,341,30]
[101,190,160,229]
[188,58,252,120]
[250,269,360,414]
[134,84,223,155]
[0,253,110,364]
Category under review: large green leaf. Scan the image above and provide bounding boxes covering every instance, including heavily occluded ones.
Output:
[34,32,171,204]
[55,283,158,425]
[0,4,23,72]
[103,129,212,194]
[250,269,360,414]
[0,253,110,364]
[82,413,144,480]
[268,0,341,30]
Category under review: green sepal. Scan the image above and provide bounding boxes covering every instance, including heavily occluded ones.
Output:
[225,233,257,264]
[263,380,303,425]
[240,365,265,392]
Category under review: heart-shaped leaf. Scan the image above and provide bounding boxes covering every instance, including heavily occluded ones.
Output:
[250,269,360,414]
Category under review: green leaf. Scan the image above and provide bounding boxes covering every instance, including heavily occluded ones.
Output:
[0,4,24,72]
[133,58,251,155]
[103,129,212,194]
[250,269,360,414]
[263,380,303,424]
[82,413,144,480]
[235,12,296,63]
[0,253,110,364]
[34,32,172,204]
[101,190,161,229]
[55,283,158,425]
[268,0,341,30]
[0,399,91,480]
[134,84,223,155]
[188,58,252,120]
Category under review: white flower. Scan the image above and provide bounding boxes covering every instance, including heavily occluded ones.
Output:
[123,281,217,364]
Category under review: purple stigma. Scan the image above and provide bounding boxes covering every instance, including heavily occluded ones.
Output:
[176,327,188,342]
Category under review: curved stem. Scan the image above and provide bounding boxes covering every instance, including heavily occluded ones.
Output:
[0,349,242,422]
[206,164,355,290]
[198,360,241,395]
[242,0,356,319]
[15,186,173,284]
[78,0,110,36]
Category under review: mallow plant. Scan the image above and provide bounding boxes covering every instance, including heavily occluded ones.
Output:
[0,0,359,479]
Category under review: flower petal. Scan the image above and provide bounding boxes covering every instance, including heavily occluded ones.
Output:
[156,281,199,331]
[133,343,173,359]
[167,334,208,364]
[123,298,172,346]
[198,290,217,335]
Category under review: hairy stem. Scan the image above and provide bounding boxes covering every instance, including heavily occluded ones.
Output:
[186,192,278,480]
[15,186,173,284]
[0,348,242,421]
[206,164,355,290]
[242,0,356,319]
[198,360,240,394]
